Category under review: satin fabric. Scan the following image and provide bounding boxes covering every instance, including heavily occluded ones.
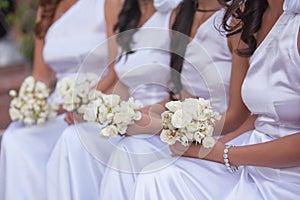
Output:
[133,132,253,200]
[0,115,67,200]
[99,9,234,200]
[0,0,108,199]
[154,0,182,12]
[133,12,300,200]
[283,0,300,14]
[47,9,174,200]
[99,10,174,200]
[46,123,121,200]
[114,11,172,107]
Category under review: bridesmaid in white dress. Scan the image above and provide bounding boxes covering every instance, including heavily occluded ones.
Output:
[0,0,117,199]
[99,0,254,199]
[133,0,300,199]
[46,0,172,199]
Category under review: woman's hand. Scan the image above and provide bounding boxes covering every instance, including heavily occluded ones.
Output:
[170,140,226,163]
[125,103,166,136]
[64,112,85,125]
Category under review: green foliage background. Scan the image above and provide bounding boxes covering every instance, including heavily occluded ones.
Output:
[1,0,38,62]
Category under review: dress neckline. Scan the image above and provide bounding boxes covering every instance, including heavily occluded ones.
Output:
[139,11,159,29]
[251,12,286,59]
[189,9,222,44]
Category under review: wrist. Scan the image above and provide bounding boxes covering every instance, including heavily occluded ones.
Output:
[200,140,225,164]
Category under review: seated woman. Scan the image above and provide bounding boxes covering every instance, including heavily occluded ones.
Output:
[99,0,254,199]
[0,0,117,199]
[133,0,300,199]
[46,0,173,199]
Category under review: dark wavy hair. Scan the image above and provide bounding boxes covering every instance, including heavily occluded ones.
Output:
[35,0,62,39]
[169,0,198,99]
[218,0,268,57]
[114,0,149,55]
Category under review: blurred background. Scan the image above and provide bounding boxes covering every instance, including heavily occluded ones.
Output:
[0,0,37,130]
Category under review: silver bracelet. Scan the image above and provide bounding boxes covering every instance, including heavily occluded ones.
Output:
[223,144,238,173]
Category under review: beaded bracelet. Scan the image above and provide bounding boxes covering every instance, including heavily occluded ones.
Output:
[223,144,239,173]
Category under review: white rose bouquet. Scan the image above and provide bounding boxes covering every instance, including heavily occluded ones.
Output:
[160,98,221,149]
[82,94,142,137]
[9,76,58,126]
[56,72,102,113]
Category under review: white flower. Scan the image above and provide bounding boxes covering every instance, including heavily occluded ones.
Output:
[97,104,109,123]
[165,101,182,112]
[9,108,21,120]
[128,97,142,110]
[83,101,100,122]
[77,104,87,115]
[204,125,214,137]
[63,103,76,112]
[116,123,128,135]
[57,77,75,97]
[101,125,119,137]
[39,112,48,119]
[9,76,58,126]
[171,109,192,129]
[63,91,75,104]
[182,98,199,119]
[88,89,103,101]
[76,82,90,98]
[50,101,59,111]
[24,76,35,92]
[24,117,35,126]
[10,98,22,108]
[37,118,46,125]
[179,135,189,147]
[35,82,49,99]
[48,110,57,119]
[160,129,178,145]
[186,121,198,133]
[105,113,114,124]
[194,131,206,144]
[9,90,17,97]
[133,111,142,121]
[198,98,211,108]
[102,94,121,108]
[33,104,41,113]
[202,136,216,149]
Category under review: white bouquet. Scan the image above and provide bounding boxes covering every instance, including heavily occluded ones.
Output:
[56,72,102,113]
[9,76,58,126]
[83,94,142,137]
[160,98,221,149]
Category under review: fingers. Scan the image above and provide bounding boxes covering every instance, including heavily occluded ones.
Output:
[64,112,75,125]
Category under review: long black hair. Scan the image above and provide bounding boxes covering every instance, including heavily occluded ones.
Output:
[218,0,268,57]
[169,0,198,99]
[114,0,147,55]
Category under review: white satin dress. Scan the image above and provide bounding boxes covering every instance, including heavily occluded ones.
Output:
[133,11,300,200]
[46,9,172,200]
[99,9,250,200]
[0,0,108,200]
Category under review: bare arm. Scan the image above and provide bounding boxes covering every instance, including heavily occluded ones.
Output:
[96,0,123,92]
[31,8,56,86]
[205,132,300,168]
[217,31,251,135]
[219,114,257,143]
[126,98,169,136]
